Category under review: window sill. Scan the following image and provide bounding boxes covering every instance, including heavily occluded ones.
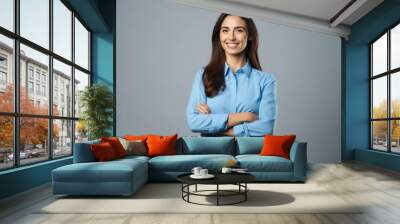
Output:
[0,156,72,176]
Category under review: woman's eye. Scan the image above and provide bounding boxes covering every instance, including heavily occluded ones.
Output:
[237,29,244,33]
[222,30,227,33]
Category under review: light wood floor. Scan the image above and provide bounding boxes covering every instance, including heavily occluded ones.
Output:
[1,162,400,224]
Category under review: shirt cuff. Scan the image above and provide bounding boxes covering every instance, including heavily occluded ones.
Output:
[211,114,229,132]
[233,123,249,137]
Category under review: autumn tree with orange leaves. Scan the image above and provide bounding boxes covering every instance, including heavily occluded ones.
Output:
[372,99,400,143]
[0,84,59,152]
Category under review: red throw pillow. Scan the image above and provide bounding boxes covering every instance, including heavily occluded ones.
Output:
[146,134,178,157]
[260,135,296,159]
[101,137,127,158]
[91,142,117,161]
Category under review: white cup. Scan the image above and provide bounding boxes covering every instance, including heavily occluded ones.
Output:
[200,169,208,176]
[191,167,202,176]
[221,167,232,174]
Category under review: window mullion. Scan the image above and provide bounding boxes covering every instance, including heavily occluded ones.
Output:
[71,10,76,155]
[388,30,391,152]
[14,0,20,167]
[370,45,373,149]
[49,0,54,160]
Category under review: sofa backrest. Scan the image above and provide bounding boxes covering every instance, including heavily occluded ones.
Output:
[177,137,236,155]
[235,137,264,155]
[73,139,100,163]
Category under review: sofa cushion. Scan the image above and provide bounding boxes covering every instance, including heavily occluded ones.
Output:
[148,154,235,172]
[53,158,147,183]
[115,155,150,163]
[235,137,264,155]
[178,137,235,155]
[236,155,293,172]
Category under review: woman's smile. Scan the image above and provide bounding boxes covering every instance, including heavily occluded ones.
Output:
[226,42,240,49]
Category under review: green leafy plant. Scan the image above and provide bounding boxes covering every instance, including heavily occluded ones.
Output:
[79,84,113,140]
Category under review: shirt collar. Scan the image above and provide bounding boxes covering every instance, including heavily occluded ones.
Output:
[224,60,252,77]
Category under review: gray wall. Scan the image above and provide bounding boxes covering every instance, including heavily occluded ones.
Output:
[116,0,341,162]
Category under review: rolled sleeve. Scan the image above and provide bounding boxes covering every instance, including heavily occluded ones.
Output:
[211,113,229,131]
[233,123,249,137]
[186,69,229,133]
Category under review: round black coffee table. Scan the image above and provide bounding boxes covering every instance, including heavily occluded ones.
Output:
[177,173,255,206]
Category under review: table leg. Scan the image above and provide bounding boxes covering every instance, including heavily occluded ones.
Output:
[245,183,247,201]
[195,184,197,192]
[187,184,190,202]
[217,184,219,206]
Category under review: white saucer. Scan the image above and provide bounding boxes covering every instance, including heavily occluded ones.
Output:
[190,174,215,179]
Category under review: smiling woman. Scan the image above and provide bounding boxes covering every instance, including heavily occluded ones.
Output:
[186,13,277,137]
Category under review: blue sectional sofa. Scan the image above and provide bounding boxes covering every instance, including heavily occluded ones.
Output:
[52,137,307,196]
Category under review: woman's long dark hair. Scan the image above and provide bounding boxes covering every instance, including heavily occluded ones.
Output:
[203,13,262,97]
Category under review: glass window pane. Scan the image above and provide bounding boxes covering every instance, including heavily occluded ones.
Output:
[392,24,400,70]
[53,59,72,117]
[20,44,49,115]
[0,116,13,170]
[392,120,400,153]
[372,121,388,151]
[20,117,49,165]
[0,34,14,112]
[53,0,72,60]
[53,119,72,157]
[372,77,387,119]
[0,0,14,31]
[20,0,49,49]
[75,17,89,70]
[391,72,400,118]
[74,69,89,118]
[372,33,387,76]
[75,120,88,143]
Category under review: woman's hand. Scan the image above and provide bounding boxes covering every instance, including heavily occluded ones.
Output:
[227,112,258,128]
[196,103,211,114]
[241,112,258,122]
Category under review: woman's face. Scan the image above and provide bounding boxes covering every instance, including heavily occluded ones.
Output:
[219,15,248,57]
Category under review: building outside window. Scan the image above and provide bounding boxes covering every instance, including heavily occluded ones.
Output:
[41,73,46,82]
[28,67,34,80]
[42,85,46,97]
[28,81,34,94]
[0,55,7,67]
[0,55,7,89]
[35,70,40,81]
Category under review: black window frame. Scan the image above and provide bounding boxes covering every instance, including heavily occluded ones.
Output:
[0,0,92,171]
[369,20,400,154]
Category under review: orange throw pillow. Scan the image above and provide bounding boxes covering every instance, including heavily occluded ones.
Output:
[101,137,127,158]
[260,135,296,159]
[91,142,117,161]
[146,134,178,157]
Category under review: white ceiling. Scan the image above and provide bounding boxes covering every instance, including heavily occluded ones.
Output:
[225,0,353,23]
[175,0,384,38]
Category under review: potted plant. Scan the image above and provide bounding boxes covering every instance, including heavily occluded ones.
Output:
[79,84,113,140]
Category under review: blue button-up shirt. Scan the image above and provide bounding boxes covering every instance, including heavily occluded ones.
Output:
[186,61,277,137]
